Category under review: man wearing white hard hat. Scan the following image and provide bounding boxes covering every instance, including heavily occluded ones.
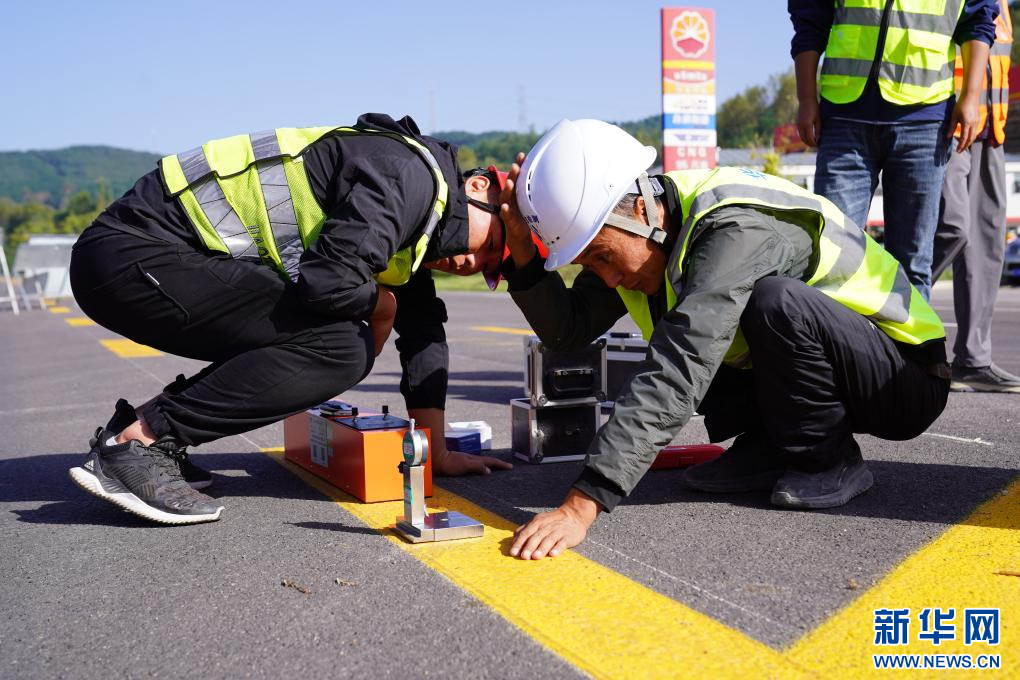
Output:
[497,119,950,560]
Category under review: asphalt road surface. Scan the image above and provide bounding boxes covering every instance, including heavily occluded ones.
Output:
[2,283,1018,678]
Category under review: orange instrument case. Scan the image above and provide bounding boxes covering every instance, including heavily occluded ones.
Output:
[283,406,432,503]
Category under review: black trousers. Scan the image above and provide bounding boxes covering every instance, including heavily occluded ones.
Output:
[70,226,374,446]
[698,277,950,471]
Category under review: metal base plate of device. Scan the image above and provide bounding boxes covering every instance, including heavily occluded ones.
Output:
[394,511,485,543]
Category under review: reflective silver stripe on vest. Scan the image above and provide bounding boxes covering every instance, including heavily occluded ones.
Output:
[178,146,212,185]
[250,130,282,162]
[835,3,961,36]
[815,221,868,290]
[191,175,259,260]
[823,57,953,87]
[256,158,302,279]
[682,183,823,234]
[878,60,953,88]
[872,264,913,324]
[408,142,445,240]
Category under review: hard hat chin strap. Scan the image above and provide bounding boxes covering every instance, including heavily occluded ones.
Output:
[603,173,667,245]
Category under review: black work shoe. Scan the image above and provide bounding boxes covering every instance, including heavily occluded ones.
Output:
[682,434,785,493]
[69,430,223,525]
[178,453,213,490]
[103,398,214,490]
[950,364,1020,393]
[770,447,873,510]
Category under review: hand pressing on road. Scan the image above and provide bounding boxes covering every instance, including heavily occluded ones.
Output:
[509,488,601,560]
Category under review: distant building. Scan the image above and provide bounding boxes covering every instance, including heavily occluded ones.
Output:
[717,148,1020,239]
[13,234,78,299]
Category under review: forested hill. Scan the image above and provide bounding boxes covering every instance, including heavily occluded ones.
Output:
[0,146,160,207]
[0,117,662,209]
[437,115,661,169]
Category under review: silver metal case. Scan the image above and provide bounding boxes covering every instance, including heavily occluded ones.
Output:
[523,337,608,406]
[600,332,649,407]
[510,397,601,464]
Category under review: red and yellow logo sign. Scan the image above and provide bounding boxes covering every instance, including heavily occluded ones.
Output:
[670,11,711,59]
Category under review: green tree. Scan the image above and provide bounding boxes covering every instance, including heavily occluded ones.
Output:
[717,85,770,147]
[457,145,479,171]
[66,190,96,215]
[768,69,798,128]
[95,180,113,211]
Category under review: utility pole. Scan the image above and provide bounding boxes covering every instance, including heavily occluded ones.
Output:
[517,84,527,132]
[428,89,436,134]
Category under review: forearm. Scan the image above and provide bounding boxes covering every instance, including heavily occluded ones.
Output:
[960,40,991,99]
[407,407,449,465]
[393,270,449,409]
[794,51,820,104]
[506,256,626,351]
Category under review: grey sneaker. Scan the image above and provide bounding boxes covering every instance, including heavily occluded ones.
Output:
[682,434,785,493]
[69,430,223,525]
[950,364,1020,393]
[770,445,873,510]
[102,398,213,490]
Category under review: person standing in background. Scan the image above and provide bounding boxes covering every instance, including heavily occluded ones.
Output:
[932,0,1020,392]
[790,0,997,300]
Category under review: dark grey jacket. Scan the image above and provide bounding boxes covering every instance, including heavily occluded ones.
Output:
[504,187,821,511]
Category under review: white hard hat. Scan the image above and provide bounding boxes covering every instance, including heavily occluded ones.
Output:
[516,119,657,270]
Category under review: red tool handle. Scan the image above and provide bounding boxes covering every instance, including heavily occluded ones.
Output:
[650,444,725,470]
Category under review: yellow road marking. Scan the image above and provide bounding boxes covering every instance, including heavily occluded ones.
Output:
[47,306,71,314]
[786,476,1020,675]
[65,317,96,327]
[100,339,164,358]
[263,446,1019,677]
[261,448,800,678]
[471,325,534,336]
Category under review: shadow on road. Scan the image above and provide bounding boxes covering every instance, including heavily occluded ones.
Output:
[447,454,1020,530]
[4,452,1016,532]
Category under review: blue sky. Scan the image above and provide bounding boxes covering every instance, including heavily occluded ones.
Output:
[0,1,793,154]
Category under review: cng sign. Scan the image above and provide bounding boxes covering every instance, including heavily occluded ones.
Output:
[662,7,717,171]
[670,11,711,59]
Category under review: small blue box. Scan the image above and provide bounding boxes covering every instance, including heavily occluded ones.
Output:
[445,430,482,454]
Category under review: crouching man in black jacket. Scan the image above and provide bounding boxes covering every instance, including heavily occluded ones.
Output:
[69,113,511,525]
[499,120,950,559]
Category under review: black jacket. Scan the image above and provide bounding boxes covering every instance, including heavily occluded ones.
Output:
[505,180,945,511]
[90,113,462,410]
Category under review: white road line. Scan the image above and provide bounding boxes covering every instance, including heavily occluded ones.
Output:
[457,481,795,633]
[921,432,995,446]
[0,402,98,417]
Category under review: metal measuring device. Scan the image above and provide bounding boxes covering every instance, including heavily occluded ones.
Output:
[393,419,484,543]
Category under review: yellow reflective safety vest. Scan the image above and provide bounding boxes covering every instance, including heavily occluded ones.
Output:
[820,0,965,106]
[616,168,945,367]
[159,126,449,285]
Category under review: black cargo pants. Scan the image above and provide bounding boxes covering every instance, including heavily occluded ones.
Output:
[70,225,374,446]
[698,277,950,471]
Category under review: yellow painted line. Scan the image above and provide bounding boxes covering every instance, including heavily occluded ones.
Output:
[65,317,96,327]
[471,325,534,336]
[47,306,71,314]
[99,339,164,358]
[786,475,1020,675]
[263,444,1018,677]
[261,448,800,678]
